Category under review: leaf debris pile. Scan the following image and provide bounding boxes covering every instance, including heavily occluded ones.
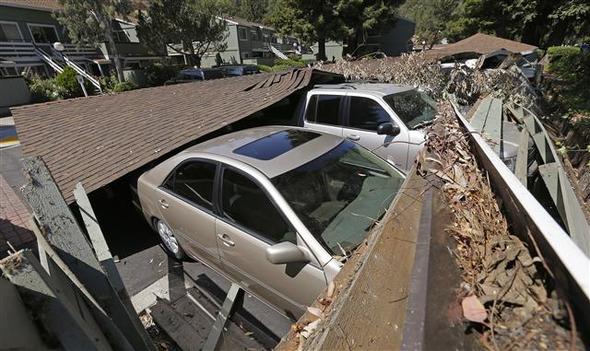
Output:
[445,66,540,113]
[315,54,539,113]
[314,54,447,98]
[418,101,581,350]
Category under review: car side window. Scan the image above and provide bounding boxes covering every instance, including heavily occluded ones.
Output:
[304,95,318,122]
[221,169,294,244]
[308,95,342,125]
[165,161,216,210]
[348,97,392,131]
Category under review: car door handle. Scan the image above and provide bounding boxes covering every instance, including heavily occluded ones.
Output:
[217,234,235,247]
[158,199,169,209]
[346,134,360,141]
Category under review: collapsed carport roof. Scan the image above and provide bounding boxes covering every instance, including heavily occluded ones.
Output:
[12,68,343,203]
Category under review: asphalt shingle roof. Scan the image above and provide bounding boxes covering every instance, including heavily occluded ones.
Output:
[12,68,341,203]
[425,33,538,59]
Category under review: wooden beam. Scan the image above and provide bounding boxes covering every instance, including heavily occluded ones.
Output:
[514,128,530,186]
[469,96,493,131]
[21,157,155,351]
[202,283,245,351]
[539,164,590,256]
[0,250,112,351]
[73,182,125,293]
[0,276,45,349]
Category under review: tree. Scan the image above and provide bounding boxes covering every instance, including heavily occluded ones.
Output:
[234,0,270,23]
[268,0,345,61]
[444,0,590,46]
[55,0,132,82]
[336,0,403,54]
[137,0,228,67]
[400,0,461,48]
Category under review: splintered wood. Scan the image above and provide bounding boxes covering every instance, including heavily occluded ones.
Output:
[417,101,581,350]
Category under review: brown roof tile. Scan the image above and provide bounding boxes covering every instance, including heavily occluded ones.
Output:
[12,69,341,203]
[425,33,538,59]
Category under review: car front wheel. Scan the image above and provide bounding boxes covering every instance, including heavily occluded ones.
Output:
[156,219,185,260]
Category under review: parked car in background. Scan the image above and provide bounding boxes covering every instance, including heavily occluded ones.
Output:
[165,67,225,85]
[299,83,437,171]
[137,126,405,318]
[219,65,260,77]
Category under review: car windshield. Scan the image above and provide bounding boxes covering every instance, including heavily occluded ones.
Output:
[384,90,437,130]
[271,141,405,255]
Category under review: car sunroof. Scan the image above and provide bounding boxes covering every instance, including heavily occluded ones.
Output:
[233,130,321,160]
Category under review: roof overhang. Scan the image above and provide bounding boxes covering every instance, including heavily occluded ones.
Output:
[12,68,344,203]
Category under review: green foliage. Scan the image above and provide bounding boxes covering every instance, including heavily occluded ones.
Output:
[228,0,270,23]
[274,58,306,68]
[54,67,87,98]
[27,76,66,103]
[269,0,400,60]
[546,46,586,79]
[144,63,178,87]
[138,0,229,67]
[400,0,461,47]
[441,0,590,47]
[55,0,132,81]
[257,64,273,73]
[111,80,137,93]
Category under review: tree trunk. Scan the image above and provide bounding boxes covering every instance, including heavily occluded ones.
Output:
[103,19,125,82]
[317,37,327,61]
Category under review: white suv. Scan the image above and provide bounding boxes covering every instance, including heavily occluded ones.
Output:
[300,83,437,171]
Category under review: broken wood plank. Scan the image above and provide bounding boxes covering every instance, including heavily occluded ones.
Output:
[0,275,45,349]
[0,250,112,351]
[30,219,135,351]
[203,283,245,351]
[539,163,590,256]
[21,156,155,351]
[469,96,493,131]
[74,182,126,294]
[514,128,530,186]
[483,98,503,154]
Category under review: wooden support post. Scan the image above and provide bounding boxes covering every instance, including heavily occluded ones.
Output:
[21,157,155,351]
[202,283,245,351]
[0,250,112,351]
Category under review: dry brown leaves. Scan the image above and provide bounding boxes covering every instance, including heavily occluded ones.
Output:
[418,101,579,350]
[314,53,448,98]
[446,66,539,113]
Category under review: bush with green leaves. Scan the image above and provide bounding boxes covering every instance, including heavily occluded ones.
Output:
[273,58,306,68]
[144,63,178,87]
[546,46,589,82]
[54,66,94,98]
[111,80,137,93]
[27,76,66,103]
[257,64,273,73]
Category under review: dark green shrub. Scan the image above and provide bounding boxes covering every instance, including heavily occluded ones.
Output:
[54,66,90,98]
[111,80,137,93]
[274,58,306,68]
[546,46,590,81]
[27,76,64,103]
[144,63,178,87]
[257,64,272,73]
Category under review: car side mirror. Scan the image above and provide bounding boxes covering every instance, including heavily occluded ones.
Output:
[266,241,310,265]
[377,122,400,136]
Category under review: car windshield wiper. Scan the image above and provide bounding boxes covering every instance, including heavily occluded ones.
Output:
[411,120,433,130]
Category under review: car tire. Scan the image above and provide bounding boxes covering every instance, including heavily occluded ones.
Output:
[155,218,185,260]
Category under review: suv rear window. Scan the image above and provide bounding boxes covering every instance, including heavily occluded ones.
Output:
[306,94,342,125]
